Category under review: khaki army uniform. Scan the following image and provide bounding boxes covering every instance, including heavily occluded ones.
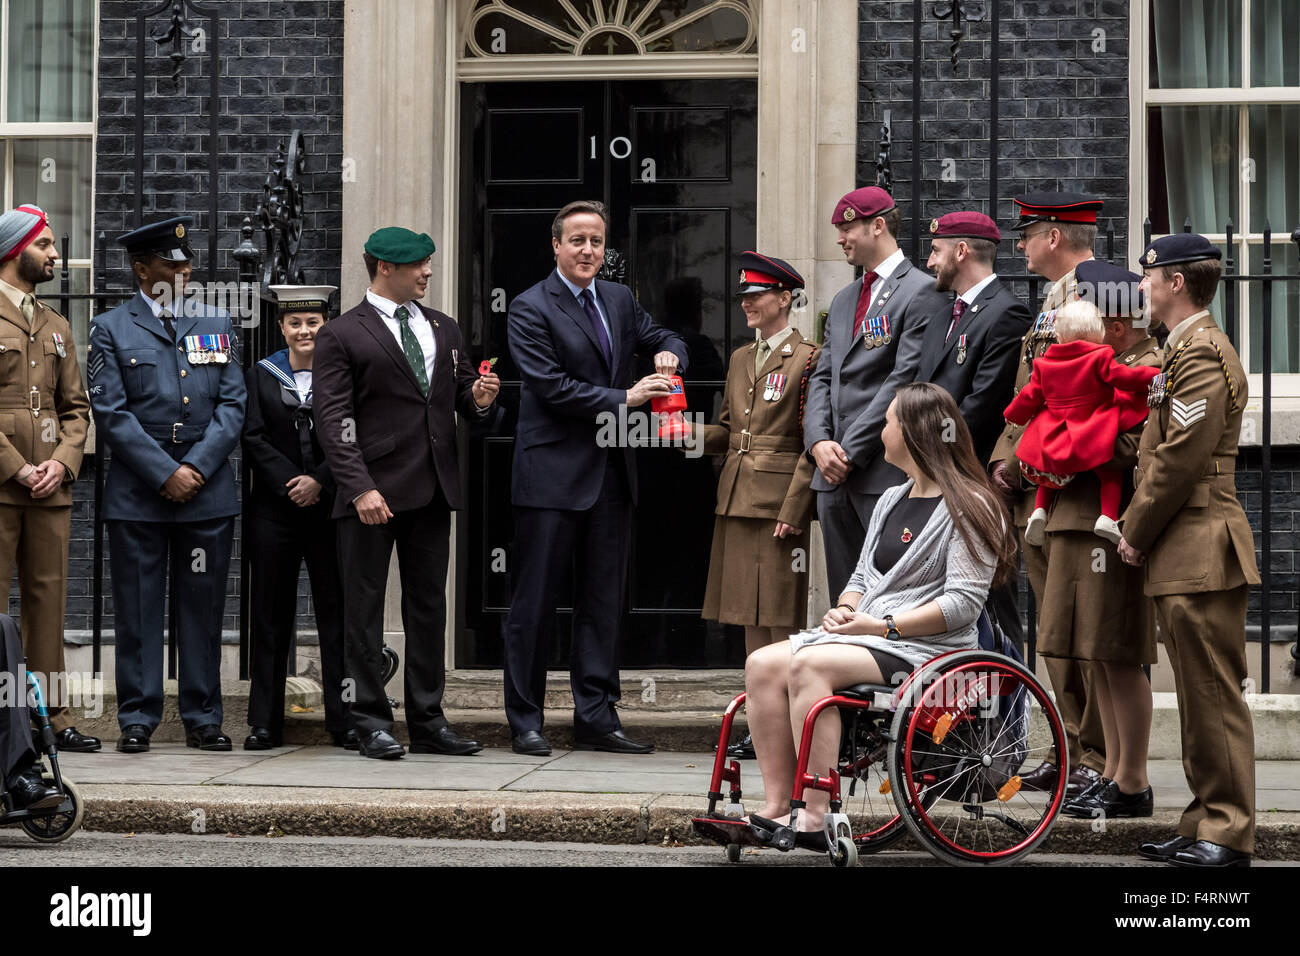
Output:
[1038,334,1160,665]
[699,326,820,628]
[988,262,1106,773]
[1121,310,1259,854]
[0,281,90,731]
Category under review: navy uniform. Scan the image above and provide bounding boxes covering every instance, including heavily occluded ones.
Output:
[988,192,1108,796]
[1122,235,1259,867]
[88,218,247,752]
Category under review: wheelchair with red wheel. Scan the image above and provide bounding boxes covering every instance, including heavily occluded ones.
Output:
[693,612,1069,866]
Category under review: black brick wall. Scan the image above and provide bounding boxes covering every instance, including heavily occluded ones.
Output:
[32,0,346,642]
[857,0,1132,272]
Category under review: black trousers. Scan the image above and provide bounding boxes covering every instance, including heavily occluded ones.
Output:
[336,494,450,739]
[503,459,630,737]
[247,512,351,737]
[0,613,37,786]
[108,517,234,732]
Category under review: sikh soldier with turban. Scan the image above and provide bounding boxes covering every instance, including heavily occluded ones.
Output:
[0,204,93,751]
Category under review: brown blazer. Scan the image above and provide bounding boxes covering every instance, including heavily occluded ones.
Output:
[312,298,489,519]
[0,294,89,507]
[1122,312,1260,595]
[697,329,820,529]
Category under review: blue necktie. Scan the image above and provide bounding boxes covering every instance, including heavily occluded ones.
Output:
[579,288,613,366]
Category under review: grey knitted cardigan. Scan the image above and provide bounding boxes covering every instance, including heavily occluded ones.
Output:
[791,479,998,672]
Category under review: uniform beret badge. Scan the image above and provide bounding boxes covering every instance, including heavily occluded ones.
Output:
[1144,248,1157,264]
[930,218,939,233]
[842,207,855,222]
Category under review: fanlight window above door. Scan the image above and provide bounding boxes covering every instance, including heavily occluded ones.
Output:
[465,0,756,56]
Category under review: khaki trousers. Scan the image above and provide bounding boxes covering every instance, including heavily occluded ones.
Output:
[0,503,72,732]
[1155,585,1255,854]
[1025,537,1106,773]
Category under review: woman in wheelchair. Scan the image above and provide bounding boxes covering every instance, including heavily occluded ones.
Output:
[744,383,1017,843]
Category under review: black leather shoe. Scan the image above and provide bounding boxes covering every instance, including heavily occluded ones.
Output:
[726,734,756,760]
[357,729,405,759]
[1018,761,1059,792]
[332,729,360,750]
[186,724,233,751]
[243,727,277,750]
[54,727,102,753]
[1170,840,1251,868]
[511,730,552,756]
[573,729,654,754]
[1063,780,1153,819]
[409,726,483,756]
[116,724,151,753]
[1060,777,1111,817]
[1066,765,1102,798]
[1137,834,1195,861]
[6,774,63,811]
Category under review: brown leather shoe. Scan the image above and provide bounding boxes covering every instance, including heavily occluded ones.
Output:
[1018,761,1059,792]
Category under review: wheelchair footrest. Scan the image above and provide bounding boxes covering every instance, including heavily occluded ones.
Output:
[691,816,777,849]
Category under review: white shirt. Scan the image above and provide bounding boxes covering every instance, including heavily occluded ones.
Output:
[864,248,906,311]
[292,368,313,402]
[960,272,998,307]
[366,289,436,381]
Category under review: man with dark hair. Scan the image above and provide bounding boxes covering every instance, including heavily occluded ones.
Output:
[916,211,1031,463]
[1121,234,1258,868]
[89,216,246,753]
[503,200,687,756]
[803,186,946,592]
[988,191,1108,799]
[0,204,94,752]
[314,227,499,760]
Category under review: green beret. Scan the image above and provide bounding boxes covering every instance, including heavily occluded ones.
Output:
[364,226,435,264]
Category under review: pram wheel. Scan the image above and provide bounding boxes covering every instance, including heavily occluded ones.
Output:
[830,835,857,867]
[725,843,742,863]
[888,650,1067,866]
[20,775,83,843]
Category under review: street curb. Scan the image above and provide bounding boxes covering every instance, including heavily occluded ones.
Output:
[75,786,1300,860]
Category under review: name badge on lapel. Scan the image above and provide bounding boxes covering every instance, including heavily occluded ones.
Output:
[763,372,786,402]
[52,332,66,358]
[956,333,968,365]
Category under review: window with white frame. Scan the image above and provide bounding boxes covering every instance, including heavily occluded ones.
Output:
[0,0,95,354]
[1136,0,1300,388]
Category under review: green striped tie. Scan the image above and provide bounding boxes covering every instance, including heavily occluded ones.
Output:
[395,306,429,394]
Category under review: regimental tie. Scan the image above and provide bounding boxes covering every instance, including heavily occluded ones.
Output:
[20,293,34,326]
[852,271,879,339]
[160,307,176,342]
[755,338,771,376]
[395,305,429,394]
[946,298,967,343]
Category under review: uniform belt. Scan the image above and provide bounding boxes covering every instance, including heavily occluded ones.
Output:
[728,432,803,455]
[141,422,208,444]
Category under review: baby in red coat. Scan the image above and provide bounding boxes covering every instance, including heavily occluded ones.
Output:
[1003,300,1159,546]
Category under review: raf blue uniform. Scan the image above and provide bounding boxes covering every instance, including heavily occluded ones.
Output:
[88,219,246,743]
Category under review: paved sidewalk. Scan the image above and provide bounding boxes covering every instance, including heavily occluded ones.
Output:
[46,747,1300,860]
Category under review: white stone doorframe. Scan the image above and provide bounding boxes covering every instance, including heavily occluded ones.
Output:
[341,0,859,674]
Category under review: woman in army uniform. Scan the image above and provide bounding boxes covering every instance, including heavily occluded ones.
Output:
[695,252,820,758]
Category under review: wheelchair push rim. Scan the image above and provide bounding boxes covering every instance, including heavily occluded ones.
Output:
[890,653,1068,865]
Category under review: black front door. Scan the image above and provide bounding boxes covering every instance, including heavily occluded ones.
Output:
[456,78,757,668]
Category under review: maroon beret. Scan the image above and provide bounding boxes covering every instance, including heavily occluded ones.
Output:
[831,186,896,226]
[929,211,1001,243]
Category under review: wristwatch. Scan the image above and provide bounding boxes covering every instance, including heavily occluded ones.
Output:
[884,614,902,641]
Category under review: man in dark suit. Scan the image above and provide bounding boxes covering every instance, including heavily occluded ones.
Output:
[803,187,947,592]
[313,227,500,760]
[504,200,688,756]
[917,212,1031,465]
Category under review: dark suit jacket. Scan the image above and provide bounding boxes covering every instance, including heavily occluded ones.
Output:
[508,270,688,510]
[915,276,1032,464]
[241,356,335,523]
[312,298,488,519]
